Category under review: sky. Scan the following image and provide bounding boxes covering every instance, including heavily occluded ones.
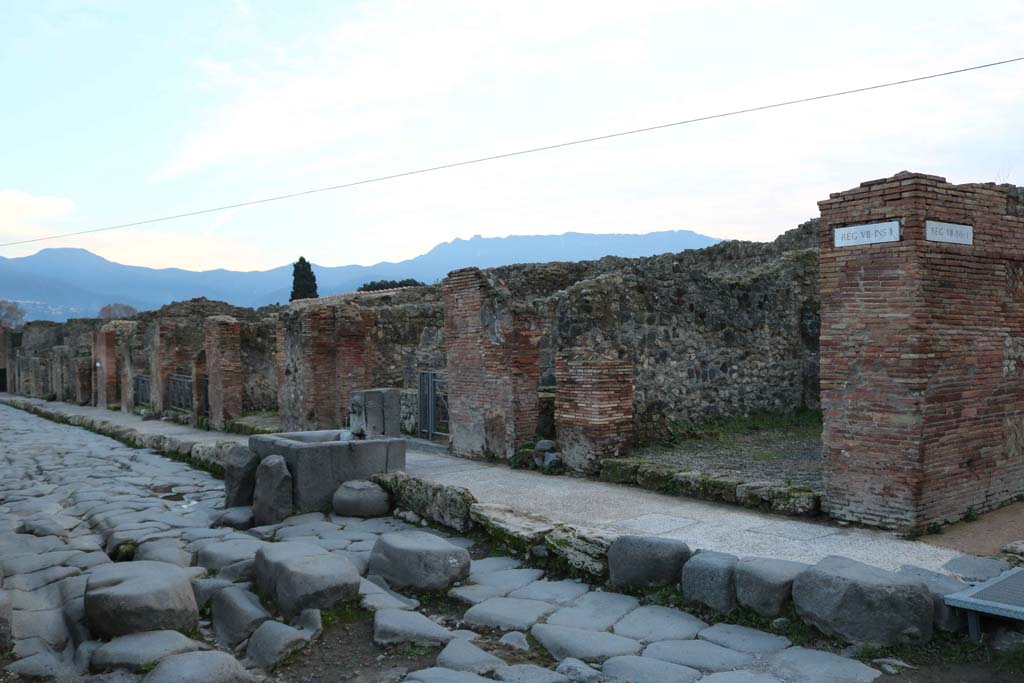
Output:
[0,0,1022,271]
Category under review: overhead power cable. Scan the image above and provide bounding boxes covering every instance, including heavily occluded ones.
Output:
[2,56,1022,249]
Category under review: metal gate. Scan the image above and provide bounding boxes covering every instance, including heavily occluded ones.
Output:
[166,373,193,412]
[418,370,449,439]
[134,374,152,406]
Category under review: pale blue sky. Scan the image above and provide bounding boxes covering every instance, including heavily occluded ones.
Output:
[1,0,1021,270]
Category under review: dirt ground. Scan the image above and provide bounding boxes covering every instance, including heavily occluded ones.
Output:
[922,500,1024,557]
[877,661,1022,682]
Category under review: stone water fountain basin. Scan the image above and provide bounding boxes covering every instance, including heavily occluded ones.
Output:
[250,429,406,514]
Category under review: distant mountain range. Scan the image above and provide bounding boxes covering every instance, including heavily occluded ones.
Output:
[1,229,722,321]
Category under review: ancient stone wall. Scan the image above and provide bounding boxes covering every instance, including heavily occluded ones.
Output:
[275,287,445,431]
[819,173,1024,530]
[240,317,278,413]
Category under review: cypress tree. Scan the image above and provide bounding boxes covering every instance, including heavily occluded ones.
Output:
[290,256,319,301]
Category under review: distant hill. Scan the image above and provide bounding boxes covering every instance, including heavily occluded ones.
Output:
[0,229,721,321]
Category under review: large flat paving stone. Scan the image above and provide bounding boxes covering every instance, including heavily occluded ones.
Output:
[464,597,556,631]
[546,591,638,631]
[507,579,589,606]
[196,538,268,570]
[141,650,258,683]
[84,561,199,639]
[374,608,455,645]
[531,623,641,663]
[769,647,880,683]
[612,605,706,642]
[473,568,546,594]
[90,630,208,673]
[406,668,493,683]
[643,639,753,672]
[436,639,507,674]
[698,623,791,654]
[254,541,327,602]
[494,663,568,682]
[368,531,471,590]
[700,672,784,683]
[602,654,701,683]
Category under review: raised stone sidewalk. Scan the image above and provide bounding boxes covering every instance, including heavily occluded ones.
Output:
[0,395,962,573]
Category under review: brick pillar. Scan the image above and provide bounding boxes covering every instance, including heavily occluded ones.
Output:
[443,268,542,460]
[92,330,118,408]
[278,304,342,430]
[336,307,369,427]
[819,172,1024,530]
[205,315,243,430]
[555,350,635,474]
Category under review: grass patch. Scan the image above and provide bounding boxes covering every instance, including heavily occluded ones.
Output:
[114,542,137,562]
[321,604,370,627]
[996,645,1024,674]
[392,645,438,658]
[854,632,991,668]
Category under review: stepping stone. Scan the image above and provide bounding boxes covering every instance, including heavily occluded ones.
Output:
[84,561,199,639]
[245,620,308,671]
[470,556,522,578]
[643,639,753,672]
[374,609,455,645]
[254,541,327,602]
[507,580,589,606]
[224,446,259,508]
[681,551,739,614]
[191,578,234,610]
[464,597,557,631]
[555,658,602,682]
[612,605,707,642]
[472,568,545,594]
[734,557,808,618]
[367,531,471,590]
[530,623,641,663]
[211,586,270,647]
[406,668,493,683]
[769,647,880,683]
[218,506,254,531]
[494,663,568,682]
[90,630,207,673]
[603,655,701,683]
[607,536,691,589]
[699,623,791,653]
[546,591,639,631]
[141,650,258,683]
[332,480,391,518]
[700,673,784,683]
[275,554,360,617]
[437,639,506,674]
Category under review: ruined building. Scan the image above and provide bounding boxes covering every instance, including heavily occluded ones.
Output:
[5,172,1023,531]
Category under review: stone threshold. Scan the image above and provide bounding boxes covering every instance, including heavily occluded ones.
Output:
[598,457,823,518]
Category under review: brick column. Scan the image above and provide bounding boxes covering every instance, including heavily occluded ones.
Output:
[205,315,243,430]
[443,268,542,460]
[92,330,118,408]
[555,350,635,473]
[278,304,342,430]
[819,172,1024,530]
[336,307,370,427]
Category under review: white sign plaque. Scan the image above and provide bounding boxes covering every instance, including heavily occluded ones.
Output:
[833,221,901,248]
[926,220,973,245]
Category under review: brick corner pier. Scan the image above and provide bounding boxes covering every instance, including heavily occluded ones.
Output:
[819,171,1024,531]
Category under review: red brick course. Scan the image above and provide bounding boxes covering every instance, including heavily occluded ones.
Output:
[819,172,1024,529]
[555,350,634,474]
